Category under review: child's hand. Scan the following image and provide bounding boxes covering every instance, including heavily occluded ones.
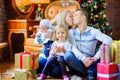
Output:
[53,46,63,53]
[61,46,66,53]
[36,32,41,36]
[53,46,58,53]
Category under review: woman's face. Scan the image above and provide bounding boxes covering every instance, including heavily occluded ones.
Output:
[65,12,73,26]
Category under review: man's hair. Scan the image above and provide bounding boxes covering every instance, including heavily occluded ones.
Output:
[76,8,89,23]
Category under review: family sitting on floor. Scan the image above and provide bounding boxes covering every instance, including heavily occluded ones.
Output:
[34,8,113,80]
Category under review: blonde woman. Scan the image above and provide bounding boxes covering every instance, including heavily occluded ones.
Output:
[50,10,73,29]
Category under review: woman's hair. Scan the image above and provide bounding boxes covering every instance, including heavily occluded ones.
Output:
[52,24,69,41]
[50,10,71,27]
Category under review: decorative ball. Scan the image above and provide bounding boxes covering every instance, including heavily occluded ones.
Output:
[103,14,106,18]
[95,14,99,18]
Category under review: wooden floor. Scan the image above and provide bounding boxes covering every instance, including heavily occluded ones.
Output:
[0,60,14,80]
[0,60,63,80]
[0,60,84,80]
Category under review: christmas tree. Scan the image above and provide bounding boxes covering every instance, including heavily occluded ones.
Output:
[78,0,112,35]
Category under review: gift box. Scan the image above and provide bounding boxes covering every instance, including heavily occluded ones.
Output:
[111,40,120,63]
[15,51,38,70]
[97,63,119,80]
[100,44,111,63]
[14,69,37,80]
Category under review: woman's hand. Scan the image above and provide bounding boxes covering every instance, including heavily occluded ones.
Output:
[44,31,53,38]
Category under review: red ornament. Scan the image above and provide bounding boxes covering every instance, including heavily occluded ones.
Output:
[77,0,81,3]
[95,14,99,18]
[94,18,97,23]
[103,30,106,34]
[88,0,93,3]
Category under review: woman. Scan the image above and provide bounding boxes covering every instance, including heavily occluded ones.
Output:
[37,10,73,78]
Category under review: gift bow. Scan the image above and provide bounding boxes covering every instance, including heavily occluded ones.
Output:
[20,51,35,69]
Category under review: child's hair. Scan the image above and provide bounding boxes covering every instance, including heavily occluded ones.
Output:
[52,25,69,41]
[39,19,50,28]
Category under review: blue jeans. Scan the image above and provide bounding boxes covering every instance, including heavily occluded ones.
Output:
[42,40,53,57]
[64,51,100,77]
[37,54,62,77]
[37,40,61,77]
[42,56,67,76]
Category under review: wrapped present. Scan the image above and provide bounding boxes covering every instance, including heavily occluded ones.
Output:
[111,40,120,63]
[14,69,37,80]
[101,44,111,63]
[15,51,38,70]
[97,63,119,80]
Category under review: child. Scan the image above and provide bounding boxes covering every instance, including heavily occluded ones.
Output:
[34,19,52,44]
[37,25,72,80]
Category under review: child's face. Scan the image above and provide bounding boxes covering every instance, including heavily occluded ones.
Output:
[56,27,67,42]
[40,27,48,33]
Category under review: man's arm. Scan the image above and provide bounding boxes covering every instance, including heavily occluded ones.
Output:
[93,29,113,59]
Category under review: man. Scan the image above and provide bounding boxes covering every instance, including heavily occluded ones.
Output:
[64,8,113,80]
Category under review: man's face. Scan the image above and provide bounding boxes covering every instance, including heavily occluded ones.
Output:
[73,11,83,26]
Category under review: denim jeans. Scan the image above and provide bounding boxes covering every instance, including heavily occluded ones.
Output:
[42,40,53,57]
[64,51,100,78]
[42,56,67,76]
[37,40,61,77]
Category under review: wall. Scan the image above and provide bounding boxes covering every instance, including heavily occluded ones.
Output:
[0,0,7,42]
[0,0,11,62]
[106,0,120,40]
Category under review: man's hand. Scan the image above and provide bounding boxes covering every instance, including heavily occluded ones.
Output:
[90,57,98,61]
[83,57,94,67]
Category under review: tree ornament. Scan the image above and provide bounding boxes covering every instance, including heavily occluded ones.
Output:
[103,30,106,34]
[103,14,106,18]
[88,0,93,3]
[106,22,109,26]
[94,18,97,23]
[95,14,99,18]
[77,0,82,3]
[94,5,98,11]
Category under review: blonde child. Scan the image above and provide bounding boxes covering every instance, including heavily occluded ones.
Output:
[37,25,72,80]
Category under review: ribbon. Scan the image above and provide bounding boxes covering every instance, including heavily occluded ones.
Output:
[20,51,35,69]
[101,43,111,63]
[97,72,119,78]
[101,45,105,63]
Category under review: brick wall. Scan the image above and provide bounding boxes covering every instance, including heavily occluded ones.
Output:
[106,0,120,40]
[0,0,7,42]
[0,0,11,62]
